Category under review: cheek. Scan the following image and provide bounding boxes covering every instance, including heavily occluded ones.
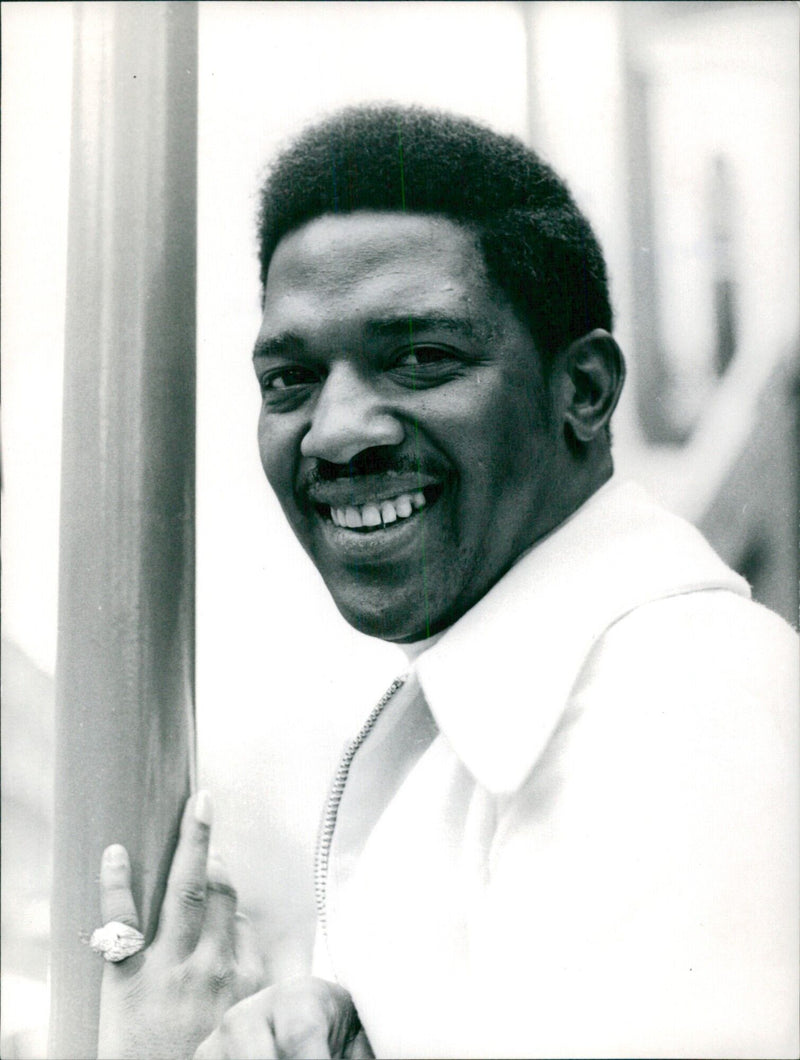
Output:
[256,412,276,479]
[439,379,543,467]
[257,414,300,504]
[418,374,504,443]
[459,388,553,506]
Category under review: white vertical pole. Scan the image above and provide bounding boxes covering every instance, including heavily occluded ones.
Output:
[50,4,198,1056]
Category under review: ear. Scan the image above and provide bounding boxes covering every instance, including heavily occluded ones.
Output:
[557,329,625,443]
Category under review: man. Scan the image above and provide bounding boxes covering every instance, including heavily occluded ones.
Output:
[96,105,798,1058]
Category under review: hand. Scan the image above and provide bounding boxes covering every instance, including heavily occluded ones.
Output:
[97,791,265,1059]
[193,977,374,1059]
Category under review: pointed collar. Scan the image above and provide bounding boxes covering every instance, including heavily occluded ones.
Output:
[414,479,750,795]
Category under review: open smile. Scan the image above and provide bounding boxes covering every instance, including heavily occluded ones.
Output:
[315,484,443,533]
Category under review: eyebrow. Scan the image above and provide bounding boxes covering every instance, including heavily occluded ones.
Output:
[252,315,475,362]
[252,333,304,361]
[365,315,475,340]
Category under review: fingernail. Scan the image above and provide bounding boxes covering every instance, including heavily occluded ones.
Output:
[103,844,129,866]
[194,789,212,826]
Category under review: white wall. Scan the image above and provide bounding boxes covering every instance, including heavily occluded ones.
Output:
[1,1,73,675]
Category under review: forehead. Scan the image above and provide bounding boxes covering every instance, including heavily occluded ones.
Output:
[261,212,498,330]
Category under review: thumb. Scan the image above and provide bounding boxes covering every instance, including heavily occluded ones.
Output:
[346,1028,375,1059]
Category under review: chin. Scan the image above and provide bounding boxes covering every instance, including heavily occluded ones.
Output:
[331,590,433,644]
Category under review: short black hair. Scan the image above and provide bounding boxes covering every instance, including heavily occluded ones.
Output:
[257,104,613,369]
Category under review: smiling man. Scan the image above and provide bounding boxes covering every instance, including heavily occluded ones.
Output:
[253,210,594,643]
[97,106,798,1059]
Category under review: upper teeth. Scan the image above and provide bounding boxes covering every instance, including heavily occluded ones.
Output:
[330,491,427,529]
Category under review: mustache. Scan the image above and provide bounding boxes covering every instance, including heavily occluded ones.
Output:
[300,447,445,489]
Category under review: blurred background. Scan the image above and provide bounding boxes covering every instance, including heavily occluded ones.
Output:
[2,2,797,1055]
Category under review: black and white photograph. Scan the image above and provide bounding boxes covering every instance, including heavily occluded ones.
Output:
[2,2,798,1057]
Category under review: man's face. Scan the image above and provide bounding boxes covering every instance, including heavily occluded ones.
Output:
[254,212,565,642]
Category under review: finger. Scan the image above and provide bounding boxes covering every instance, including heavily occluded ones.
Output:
[195,993,279,1060]
[194,1028,277,1060]
[158,790,213,959]
[282,1031,331,1059]
[233,913,266,994]
[316,981,364,1059]
[193,1031,222,1059]
[194,853,237,962]
[346,1029,375,1059]
[99,844,140,929]
[271,982,334,1060]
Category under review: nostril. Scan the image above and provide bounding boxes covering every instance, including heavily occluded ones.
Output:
[315,447,401,480]
[317,459,350,482]
[347,446,403,476]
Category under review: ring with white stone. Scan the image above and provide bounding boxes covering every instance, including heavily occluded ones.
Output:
[89,920,146,962]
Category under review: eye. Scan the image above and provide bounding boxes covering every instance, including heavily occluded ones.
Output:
[259,365,319,393]
[396,345,454,367]
[389,344,465,388]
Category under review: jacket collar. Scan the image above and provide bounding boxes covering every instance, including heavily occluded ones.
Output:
[414,479,750,795]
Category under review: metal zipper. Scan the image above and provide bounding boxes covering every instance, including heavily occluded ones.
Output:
[314,675,408,939]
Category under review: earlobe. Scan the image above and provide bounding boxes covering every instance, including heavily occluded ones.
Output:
[560,329,625,444]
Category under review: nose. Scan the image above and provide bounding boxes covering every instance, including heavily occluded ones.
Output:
[300,363,405,464]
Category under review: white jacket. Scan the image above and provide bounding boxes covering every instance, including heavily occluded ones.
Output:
[315,480,799,1058]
